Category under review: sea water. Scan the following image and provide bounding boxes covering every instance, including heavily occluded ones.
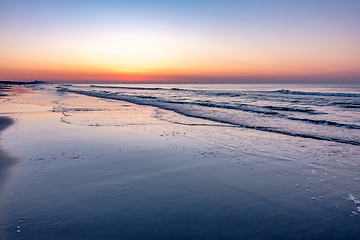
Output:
[56,83,360,145]
[1,83,360,239]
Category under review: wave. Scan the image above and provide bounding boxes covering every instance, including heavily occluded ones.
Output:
[90,84,186,92]
[274,89,360,98]
[89,84,244,96]
[87,86,325,115]
[58,87,360,146]
[287,117,360,129]
[263,106,322,114]
[90,85,360,99]
[332,102,360,109]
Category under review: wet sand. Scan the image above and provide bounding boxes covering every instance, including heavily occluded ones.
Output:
[0,84,24,98]
[0,116,18,196]
[0,85,19,197]
[0,85,11,97]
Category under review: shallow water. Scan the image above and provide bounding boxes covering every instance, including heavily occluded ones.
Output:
[0,84,360,239]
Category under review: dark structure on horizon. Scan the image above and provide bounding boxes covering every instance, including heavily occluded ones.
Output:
[0,80,47,85]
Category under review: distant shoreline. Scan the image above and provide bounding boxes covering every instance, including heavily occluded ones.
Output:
[0,80,47,85]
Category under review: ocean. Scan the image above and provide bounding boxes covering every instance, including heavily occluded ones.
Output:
[58,83,360,146]
[1,83,360,239]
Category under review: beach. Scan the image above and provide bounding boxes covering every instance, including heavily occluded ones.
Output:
[0,84,360,239]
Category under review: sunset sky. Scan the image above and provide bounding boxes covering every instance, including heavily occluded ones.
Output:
[1,0,359,83]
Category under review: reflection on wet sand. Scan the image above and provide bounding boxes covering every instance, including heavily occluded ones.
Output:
[0,85,11,97]
[0,116,19,197]
[0,84,20,197]
[0,84,36,98]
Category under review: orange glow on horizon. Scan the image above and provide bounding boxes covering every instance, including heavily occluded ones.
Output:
[1,64,359,84]
[1,31,359,83]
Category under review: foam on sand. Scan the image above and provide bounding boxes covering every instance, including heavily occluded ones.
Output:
[348,194,360,205]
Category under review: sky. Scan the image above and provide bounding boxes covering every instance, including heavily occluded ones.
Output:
[0,0,359,83]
